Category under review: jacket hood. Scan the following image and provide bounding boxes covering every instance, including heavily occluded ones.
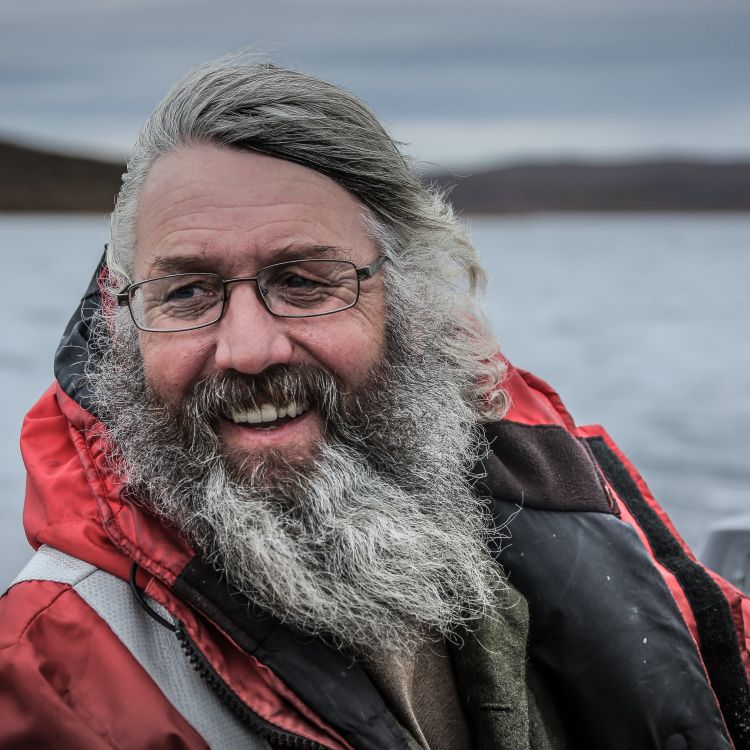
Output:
[54,251,107,414]
[22,251,195,583]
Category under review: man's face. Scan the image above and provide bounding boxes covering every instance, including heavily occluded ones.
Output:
[96,142,501,657]
[134,144,386,468]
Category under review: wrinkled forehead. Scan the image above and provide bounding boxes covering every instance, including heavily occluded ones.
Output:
[133,144,378,280]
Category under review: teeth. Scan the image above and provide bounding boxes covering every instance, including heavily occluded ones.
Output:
[260,404,277,423]
[229,400,310,424]
[245,408,263,424]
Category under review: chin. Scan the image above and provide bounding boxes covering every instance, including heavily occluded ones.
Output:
[219,436,322,486]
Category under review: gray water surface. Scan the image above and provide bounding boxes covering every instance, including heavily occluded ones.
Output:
[1,213,748,589]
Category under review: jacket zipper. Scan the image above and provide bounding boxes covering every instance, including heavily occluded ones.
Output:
[175,625,328,750]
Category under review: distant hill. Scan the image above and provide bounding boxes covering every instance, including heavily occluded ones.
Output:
[1,137,750,213]
[0,139,123,212]
[425,160,750,214]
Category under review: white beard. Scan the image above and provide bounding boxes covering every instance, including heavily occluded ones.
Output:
[88,289,507,658]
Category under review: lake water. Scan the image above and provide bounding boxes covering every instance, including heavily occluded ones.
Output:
[1,213,748,590]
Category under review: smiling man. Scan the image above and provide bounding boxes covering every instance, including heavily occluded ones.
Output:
[1,57,748,750]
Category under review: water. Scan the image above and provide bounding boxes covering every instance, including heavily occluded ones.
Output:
[1,213,748,590]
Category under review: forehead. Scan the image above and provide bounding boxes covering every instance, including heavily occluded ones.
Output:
[134,144,375,277]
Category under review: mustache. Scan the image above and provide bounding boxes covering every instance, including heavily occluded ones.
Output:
[178,365,343,423]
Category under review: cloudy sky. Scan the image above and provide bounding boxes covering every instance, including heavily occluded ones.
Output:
[1,0,749,167]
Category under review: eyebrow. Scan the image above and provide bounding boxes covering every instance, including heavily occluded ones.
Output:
[149,254,213,275]
[147,244,352,277]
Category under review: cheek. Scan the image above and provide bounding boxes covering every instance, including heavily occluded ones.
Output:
[139,333,211,401]
[303,313,385,384]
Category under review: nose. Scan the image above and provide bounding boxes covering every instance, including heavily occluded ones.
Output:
[212,282,294,374]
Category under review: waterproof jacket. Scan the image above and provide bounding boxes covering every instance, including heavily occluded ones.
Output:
[1,261,749,749]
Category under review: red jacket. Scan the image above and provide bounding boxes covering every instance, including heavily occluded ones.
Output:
[1,357,748,748]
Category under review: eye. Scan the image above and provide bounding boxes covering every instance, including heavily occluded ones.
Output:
[167,284,197,300]
[164,280,217,302]
[282,273,320,289]
[168,283,201,300]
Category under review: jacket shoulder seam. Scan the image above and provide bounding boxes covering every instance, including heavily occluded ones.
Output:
[1,582,75,651]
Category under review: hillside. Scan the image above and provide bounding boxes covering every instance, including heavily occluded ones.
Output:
[425,160,750,214]
[0,139,123,212]
[1,137,749,213]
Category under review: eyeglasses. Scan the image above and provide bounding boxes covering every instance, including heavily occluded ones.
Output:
[116,256,387,332]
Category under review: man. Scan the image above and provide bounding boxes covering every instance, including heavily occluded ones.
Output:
[1,57,748,749]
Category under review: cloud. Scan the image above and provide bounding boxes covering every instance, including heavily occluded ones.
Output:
[0,0,748,161]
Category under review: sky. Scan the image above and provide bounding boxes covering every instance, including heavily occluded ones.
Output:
[1,0,749,168]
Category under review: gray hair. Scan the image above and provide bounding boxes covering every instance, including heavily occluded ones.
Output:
[107,54,507,420]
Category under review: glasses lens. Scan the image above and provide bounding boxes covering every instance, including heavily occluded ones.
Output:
[259,260,358,317]
[130,274,224,331]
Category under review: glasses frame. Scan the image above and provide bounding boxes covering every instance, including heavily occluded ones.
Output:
[116,255,387,333]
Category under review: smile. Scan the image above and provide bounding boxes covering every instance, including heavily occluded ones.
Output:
[224,400,311,431]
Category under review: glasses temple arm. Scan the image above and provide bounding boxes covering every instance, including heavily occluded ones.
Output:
[356,255,387,279]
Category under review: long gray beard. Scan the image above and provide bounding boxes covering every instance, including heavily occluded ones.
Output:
[87,291,507,658]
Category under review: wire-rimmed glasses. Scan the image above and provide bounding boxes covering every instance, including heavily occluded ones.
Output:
[116,256,387,333]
